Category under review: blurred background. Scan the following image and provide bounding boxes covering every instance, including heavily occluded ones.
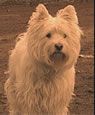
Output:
[0,0,94,115]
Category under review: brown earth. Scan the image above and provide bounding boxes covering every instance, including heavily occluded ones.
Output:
[0,1,94,115]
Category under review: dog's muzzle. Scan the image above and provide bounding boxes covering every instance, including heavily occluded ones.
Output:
[50,51,66,63]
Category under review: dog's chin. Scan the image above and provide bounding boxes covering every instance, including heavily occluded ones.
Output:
[49,51,68,66]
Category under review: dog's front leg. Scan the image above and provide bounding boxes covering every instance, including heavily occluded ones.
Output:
[62,107,69,115]
[5,78,20,115]
[9,110,20,115]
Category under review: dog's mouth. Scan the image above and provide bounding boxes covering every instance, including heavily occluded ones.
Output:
[49,51,67,64]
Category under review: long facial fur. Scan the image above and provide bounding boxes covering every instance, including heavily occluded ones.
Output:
[26,4,83,68]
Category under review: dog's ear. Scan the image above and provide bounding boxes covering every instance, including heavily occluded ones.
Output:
[57,5,78,24]
[30,4,49,21]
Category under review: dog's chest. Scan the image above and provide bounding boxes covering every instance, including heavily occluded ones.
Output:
[29,82,61,114]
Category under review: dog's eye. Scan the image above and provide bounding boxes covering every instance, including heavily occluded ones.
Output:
[46,33,51,38]
[64,33,67,38]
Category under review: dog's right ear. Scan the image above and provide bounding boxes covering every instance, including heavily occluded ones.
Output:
[29,4,49,22]
[57,5,78,24]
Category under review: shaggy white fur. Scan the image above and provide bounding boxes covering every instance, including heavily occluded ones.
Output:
[5,4,83,115]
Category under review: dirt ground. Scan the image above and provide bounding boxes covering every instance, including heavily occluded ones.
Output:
[0,0,94,115]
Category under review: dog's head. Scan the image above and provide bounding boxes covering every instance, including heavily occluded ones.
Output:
[27,4,83,68]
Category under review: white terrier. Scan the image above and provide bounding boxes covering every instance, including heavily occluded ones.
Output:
[5,4,83,115]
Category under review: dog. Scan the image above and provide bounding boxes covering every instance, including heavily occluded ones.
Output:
[5,4,83,115]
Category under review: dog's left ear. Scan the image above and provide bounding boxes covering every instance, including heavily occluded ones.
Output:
[57,5,78,24]
[30,4,49,21]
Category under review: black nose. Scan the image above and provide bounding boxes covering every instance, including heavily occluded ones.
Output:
[55,43,63,51]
